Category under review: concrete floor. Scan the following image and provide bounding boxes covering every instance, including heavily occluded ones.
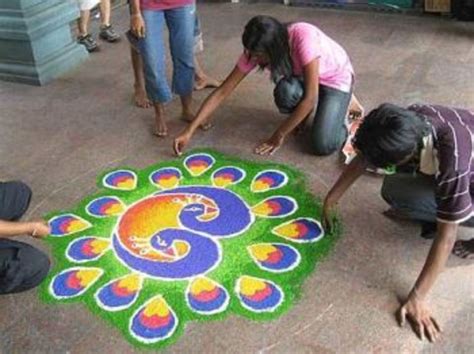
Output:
[0,3,473,353]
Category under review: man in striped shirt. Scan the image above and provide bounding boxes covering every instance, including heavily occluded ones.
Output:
[322,103,473,342]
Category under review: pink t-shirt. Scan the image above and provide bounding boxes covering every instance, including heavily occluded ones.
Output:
[140,0,193,11]
[237,22,354,92]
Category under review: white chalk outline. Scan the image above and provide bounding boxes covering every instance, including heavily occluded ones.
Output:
[183,153,216,177]
[234,276,284,313]
[247,242,301,273]
[85,196,126,219]
[211,166,246,188]
[94,273,143,312]
[102,169,138,191]
[129,295,179,344]
[184,276,230,315]
[271,217,325,243]
[149,167,183,190]
[250,169,289,193]
[49,214,92,237]
[65,236,111,264]
[49,267,104,300]
[252,195,298,219]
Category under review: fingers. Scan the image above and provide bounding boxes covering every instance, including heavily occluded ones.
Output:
[322,205,333,233]
[131,22,139,37]
[269,145,280,156]
[398,300,442,342]
[322,216,332,233]
[173,140,182,156]
[255,144,271,155]
[414,322,425,341]
[424,322,435,342]
[424,317,442,342]
[255,143,276,156]
[423,321,435,342]
[431,317,442,333]
[398,306,407,327]
[254,143,266,155]
[131,22,145,38]
[32,221,51,238]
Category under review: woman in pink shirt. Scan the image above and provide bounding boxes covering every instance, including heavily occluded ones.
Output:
[130,0,196,137]
[174,15,363,156]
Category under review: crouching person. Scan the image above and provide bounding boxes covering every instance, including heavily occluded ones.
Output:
[0,181,50,294]
[323,103,474,342]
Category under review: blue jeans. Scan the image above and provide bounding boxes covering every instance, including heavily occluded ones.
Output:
[382,173,474,227]
[273,78,352,156]
[139,5,195,103]
[310,85,352,156]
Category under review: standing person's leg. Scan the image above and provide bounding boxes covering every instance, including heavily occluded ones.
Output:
[194,59,220,90]
[77,0,99,52]
[99,0,120,42]
[78,9,90,37]
[193,14,220,91]
[126,28,151,108]
[99,0,111,26]
[165,5,195,123]
[139,10,172,137]
[310,85,352,156]
[0,182,50,295]
[130,47,151,108]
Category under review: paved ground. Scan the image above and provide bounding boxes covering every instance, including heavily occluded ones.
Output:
[0,3,473,353]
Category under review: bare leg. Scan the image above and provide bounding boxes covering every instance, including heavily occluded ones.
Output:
[180,94,194,122]
[194,56,221,91]
[153,102,168,137]
[180,94,213,130]
[98,0,119,42]
[78,10,91,37]
[130,47,151,108]
[99,0,111,27]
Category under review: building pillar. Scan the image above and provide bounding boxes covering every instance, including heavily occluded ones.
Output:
[0,0,88,86]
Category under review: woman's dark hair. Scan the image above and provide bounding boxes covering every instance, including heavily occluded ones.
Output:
[353,103,431,168]
[242,15,292,83]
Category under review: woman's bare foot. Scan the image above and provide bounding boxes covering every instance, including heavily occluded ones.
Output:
[181,111,213,131]
[153,124,168,137]
[200,121,214,131]
[452,238,474,259]
[181,110,194,123]
[348,94,364,120]
[194,76,221,91]
[153,103,168,137]
[134,85,151,109]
